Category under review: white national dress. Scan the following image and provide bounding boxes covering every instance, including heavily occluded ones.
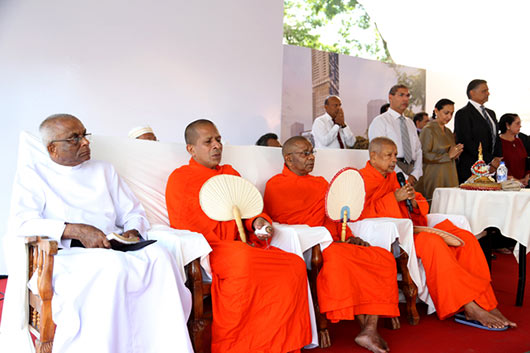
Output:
[0,147,193,353]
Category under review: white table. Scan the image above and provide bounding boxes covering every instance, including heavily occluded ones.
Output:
[431,187,530,305]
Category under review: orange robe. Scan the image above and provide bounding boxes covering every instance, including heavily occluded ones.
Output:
[264,165,399,322]
[359,161,497,319]
[166,158,311,353]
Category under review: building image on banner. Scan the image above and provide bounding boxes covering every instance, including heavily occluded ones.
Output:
[281,45,426,146]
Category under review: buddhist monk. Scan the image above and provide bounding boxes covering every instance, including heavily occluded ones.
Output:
[165,119,311,353]
[264,136,399,353]
[359,137,516,330]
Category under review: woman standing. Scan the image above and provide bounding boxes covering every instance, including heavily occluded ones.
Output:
[497,113,530,186]
[416,99,463,201]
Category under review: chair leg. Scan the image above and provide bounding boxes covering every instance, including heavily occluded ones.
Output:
[309,245,331,348]
[189,318,208,353]
[397,252,420,325]
[36,240,57,353]
[35,341,53,353]
[187,259,209,353]
[384,316,401,330]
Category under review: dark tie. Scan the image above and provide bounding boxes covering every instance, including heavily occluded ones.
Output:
[480,105,496,151]
[337,129,345,149]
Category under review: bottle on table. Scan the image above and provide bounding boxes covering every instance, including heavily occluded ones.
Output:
[496,161,508,183]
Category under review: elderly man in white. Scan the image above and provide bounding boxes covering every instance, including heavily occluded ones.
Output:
[1,114,193,353]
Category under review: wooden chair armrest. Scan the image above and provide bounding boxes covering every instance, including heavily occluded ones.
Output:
[186,258,206,320]
[26,236,58,348]
[308,243,330,348]
[25,236,59,256]
[311,244,323,272]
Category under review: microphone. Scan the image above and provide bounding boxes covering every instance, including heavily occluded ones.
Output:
[396,172,413,213]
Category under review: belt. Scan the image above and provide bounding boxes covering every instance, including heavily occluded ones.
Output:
[397,158,415,165]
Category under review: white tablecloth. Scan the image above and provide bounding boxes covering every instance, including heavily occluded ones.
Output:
[146,225,212,280]
[431,187,530,258]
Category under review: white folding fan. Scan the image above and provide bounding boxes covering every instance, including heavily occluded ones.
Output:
[325,168,366,242]
[199,174,264,243]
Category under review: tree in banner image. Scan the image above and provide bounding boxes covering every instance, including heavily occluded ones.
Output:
[283,0,393,63]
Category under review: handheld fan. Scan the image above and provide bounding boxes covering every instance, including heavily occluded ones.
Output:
[199,174,264,243]
[325,168,366,242]
[413,226,465,247]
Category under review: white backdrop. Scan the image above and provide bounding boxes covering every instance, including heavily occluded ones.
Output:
[0,0,284,274]
[362,0,530,132]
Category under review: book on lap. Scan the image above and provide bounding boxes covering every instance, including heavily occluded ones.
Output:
[106,232,156,252]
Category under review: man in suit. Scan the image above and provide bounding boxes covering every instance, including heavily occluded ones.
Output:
[455,79,502,183]
[454,79,503,183]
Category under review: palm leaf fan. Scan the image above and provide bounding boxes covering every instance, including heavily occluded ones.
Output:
[325,168,365,242]
[413,226,465,247]
[199,174,264,243]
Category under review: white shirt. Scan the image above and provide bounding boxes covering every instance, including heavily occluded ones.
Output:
[12,158,150,248]
[368,108,423,180]
[311,112,355,149]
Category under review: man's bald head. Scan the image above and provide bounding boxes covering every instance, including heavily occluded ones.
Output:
[184,119,223,169]
[39,114,82,147]
[368,137,396,155]
[282,136,315,176]
[39,113,91,167]
[184,119,216,145]
[282,136,311,157]
[368,137,398,176]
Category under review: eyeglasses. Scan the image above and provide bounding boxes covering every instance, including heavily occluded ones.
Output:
[50,133,92,145]
[287,150,317,157]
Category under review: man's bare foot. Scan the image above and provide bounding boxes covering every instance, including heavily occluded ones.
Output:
[355,329,390,353]
[489,308,517,328]
[355,315,390,353]
[463,302,508,329]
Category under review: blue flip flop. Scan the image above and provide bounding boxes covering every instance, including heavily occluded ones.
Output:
[454,312,508,331]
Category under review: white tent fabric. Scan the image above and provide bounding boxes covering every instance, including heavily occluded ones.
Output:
[362,0,530,129]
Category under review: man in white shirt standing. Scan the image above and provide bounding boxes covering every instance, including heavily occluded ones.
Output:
[2,114,193,353]
[368,84,422,186]
[311,95,355,149]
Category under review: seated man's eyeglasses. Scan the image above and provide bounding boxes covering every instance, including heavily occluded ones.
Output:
[288,150,317,157]
[50,133,92,145]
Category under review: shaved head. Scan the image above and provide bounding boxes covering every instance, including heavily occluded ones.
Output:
[282,136,311,157]
[368,137,396,154]
[39,114,81,146]
[185,119,216,145]
[282,136,315,176]
[369,137,398,176]
[185,119,223,169]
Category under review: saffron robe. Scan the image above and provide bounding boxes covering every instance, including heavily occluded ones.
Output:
[166,158,311,353]
[263,166,399,322]
[359,161,497,319]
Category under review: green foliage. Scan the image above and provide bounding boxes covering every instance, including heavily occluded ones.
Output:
[283,0,392,62]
